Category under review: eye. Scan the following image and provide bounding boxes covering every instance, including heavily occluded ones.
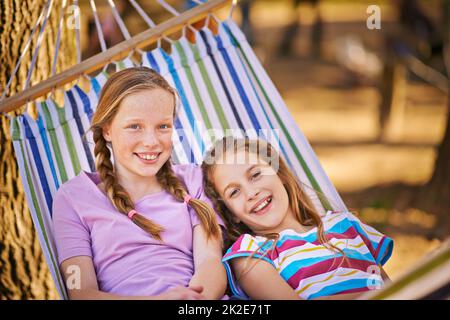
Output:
[128,124,141,130]
[159,124,172,130]
[229,188,240,199]
[251,170,261,180]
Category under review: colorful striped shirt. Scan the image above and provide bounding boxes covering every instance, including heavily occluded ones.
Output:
[222,210,394,299]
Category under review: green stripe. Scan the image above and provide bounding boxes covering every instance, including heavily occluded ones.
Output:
[41,102,68,182]
[189,42,229,132]
[11,117,20,141]
[117,61,126,70]
[56,103,82,175]
[229,30,332,211]
[18,138,68,300]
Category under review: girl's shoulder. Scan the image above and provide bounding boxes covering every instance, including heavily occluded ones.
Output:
[319,209,356,228]
[172,163,205,195]
[53,171,102,205]
[225,233,270,256]
[56,171,94,193]
[172,163,202,179]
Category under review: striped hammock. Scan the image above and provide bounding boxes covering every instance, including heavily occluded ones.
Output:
[9,19,347,299]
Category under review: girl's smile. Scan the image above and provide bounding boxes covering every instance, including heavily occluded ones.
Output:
[250,195,273,216]
[135,152,162,164]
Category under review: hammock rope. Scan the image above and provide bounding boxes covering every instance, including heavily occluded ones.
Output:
[52,0,68,77]
[90,0,107,53]
[129,0,157,28]
[25,0,55,114]
[107,0,132,40]
[72,0,81,65]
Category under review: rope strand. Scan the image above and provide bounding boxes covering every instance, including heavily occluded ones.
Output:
[90,0,108,52]
[24,0,55,92]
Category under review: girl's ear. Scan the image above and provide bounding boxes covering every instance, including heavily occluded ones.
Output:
[102,124,112,142]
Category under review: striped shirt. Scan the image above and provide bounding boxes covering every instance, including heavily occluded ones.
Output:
[222,210,394,299]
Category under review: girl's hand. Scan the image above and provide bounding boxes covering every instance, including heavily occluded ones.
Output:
[157,285,205,300]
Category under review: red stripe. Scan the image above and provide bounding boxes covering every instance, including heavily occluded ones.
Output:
[374,236,387,262]
[276,228,360,253]
[355,231,376,258]
[230,234,247,252]
[286,257,376,288]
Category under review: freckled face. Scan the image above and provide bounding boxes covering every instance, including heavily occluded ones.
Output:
[103,88,175,183]
[212,150,296,234]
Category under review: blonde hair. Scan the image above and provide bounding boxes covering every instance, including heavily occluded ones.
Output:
[90,67,221,241]
[202,137,346,259]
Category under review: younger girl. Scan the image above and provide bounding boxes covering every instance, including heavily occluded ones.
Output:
[202,137,393,300]
[52,67,227,299]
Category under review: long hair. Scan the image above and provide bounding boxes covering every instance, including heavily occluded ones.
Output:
[202,137,346,259]
[90,66,221,241]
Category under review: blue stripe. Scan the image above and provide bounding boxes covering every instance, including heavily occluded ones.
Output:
[66,90,95,172]
[23,116,53,213]
[146,51,160,73]
[214,33,262,132]
[160,49,204,163]
[91,77,101,97]
[222,259,248,299]
[307,278,380,299]
[36,114,59,189]
[377,237,394,266]
[222,251,276,268]
[74,85,94,122]
[199,30,246,131]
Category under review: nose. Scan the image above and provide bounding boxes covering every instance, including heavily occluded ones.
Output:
[245,185,260,201]
[142,129,159,147]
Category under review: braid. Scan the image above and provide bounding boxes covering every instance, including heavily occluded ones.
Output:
[158,162,221,241]
[92,127,164,241]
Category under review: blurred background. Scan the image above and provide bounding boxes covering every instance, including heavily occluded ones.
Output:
[0,0,449,298]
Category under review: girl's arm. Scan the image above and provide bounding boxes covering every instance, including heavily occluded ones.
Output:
[60,256,204,300]
[231,257,301,300]
[189,225,228,299]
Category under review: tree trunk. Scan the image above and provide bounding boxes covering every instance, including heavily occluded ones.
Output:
[428,101,450,202]
[0,0,75,299]
[422,1,450,237]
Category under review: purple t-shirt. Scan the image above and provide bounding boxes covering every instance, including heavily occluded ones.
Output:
[52,164,224,296]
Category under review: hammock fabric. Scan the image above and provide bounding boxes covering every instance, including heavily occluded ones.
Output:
[10,19,347,299]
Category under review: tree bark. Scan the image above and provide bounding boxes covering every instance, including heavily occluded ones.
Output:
[0,0,75,299]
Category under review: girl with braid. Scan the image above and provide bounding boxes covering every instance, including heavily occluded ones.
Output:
[202,137,393,300]
[52,67,227,300]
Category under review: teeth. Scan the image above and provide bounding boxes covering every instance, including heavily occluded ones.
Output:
[253,197,272,212]
[138,154,158,160]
